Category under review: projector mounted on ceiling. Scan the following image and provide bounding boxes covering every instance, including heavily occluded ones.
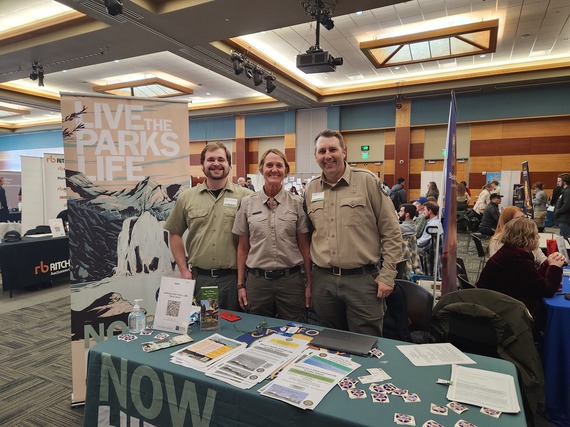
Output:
[297,49,343,74]
[297,0,343,74]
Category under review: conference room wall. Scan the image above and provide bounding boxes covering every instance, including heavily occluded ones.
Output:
[0,130,63,171]
[468,116,570,201]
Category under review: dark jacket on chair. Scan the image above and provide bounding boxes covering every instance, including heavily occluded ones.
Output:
[476,245,562,331]
[430,289,544,424]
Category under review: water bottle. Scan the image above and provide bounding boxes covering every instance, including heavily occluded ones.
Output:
[128,299,146,333]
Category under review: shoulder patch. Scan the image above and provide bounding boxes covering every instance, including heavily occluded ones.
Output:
[378,181,389,196]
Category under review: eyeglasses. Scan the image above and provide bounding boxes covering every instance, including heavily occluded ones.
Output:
[233,320,268,335]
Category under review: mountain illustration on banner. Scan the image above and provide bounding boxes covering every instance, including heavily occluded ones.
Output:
[70,291,149,340]
[65,169,188,283]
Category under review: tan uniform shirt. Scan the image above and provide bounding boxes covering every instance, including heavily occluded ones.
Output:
[232,187,309,269]
[164,180,251,269]
[306,164,403,285]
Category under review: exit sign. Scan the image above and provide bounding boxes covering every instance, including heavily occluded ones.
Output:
[361,145,370,151]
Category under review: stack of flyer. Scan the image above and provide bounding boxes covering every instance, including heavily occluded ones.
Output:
[171,332,360,411]
[258,350,360,410]
[205,334,309,389]
[170,334,246,372]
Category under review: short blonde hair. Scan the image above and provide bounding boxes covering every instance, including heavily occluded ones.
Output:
[258,148,290,175]
[500,217,538,249]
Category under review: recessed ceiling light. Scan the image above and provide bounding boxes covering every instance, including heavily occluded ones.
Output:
[480,54,486,58]
[355,11,363,15]
[114,59,120,63]
[62,70,68,73]
[394,66,400,70]
[206,92,211,95]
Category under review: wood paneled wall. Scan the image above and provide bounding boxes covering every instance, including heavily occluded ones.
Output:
[469,117,570,201]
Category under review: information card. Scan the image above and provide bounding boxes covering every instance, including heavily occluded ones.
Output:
[153,276,195,333]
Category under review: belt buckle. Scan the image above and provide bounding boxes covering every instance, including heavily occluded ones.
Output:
[332,266,341,276]
[211,269,219,278]
[264,270,273,280]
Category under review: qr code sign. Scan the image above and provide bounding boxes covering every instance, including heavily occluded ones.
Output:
[166,300,181,317]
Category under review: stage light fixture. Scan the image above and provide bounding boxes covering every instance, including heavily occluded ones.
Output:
[252,67,264,86]
[231,52,244,75]
[104,0,123,16]
[244,63,254,79]
[29,62,45,87]
[319,15,334,30]
[264,75,276,94]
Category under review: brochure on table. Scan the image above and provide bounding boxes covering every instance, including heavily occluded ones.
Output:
[447,364,521,413]
[396,343,476,366]
[170,333,246,372]
[206,334,309,389]
[153,276,196,333]
[258,349,360,410]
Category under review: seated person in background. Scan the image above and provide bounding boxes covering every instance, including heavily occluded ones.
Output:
[489,206,548,266]
[477,217,564,332]
[456,182,470,211]
[425,181,439,202]
[412,197,428,238]
[461,180,471,198]
[417,202,441,253]
[478,193,502,236]
[398,203,417,237]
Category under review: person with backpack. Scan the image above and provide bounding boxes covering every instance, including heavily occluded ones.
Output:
[390,177,407,210]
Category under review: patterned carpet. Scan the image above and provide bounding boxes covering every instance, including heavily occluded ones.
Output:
[0,296,84,427]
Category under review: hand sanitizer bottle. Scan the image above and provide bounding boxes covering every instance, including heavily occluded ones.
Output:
[128,299,146,333]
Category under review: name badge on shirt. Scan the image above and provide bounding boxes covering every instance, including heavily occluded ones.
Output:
[311,192,325,202]
[224,197,238,208]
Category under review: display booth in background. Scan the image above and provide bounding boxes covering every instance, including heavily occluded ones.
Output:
[61,93,190,404]
[19,153,66,234]
[0,171,21,210]
[20,156,44,233]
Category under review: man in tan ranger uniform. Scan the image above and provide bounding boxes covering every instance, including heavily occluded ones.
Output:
[305,130,403,336]
[164,142,251,311]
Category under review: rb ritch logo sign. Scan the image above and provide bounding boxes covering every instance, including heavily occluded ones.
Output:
[34,259,70,275]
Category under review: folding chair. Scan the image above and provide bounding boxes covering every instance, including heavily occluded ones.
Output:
[456,257,468,281]
[396,279,434,343]
[457,273,476,290]
[470,233,486,281]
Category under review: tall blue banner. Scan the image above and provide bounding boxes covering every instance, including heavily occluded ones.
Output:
[441,92,458,295]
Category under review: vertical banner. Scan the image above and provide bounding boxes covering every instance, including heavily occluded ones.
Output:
[20,156,45,233]
[513,184,525,210]
[440,92,458,295]
[43,153,67,220]
[521,161,533,218]
[61,93,190,403]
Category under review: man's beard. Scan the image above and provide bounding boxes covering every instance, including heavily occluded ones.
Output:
[204,166,229,181]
